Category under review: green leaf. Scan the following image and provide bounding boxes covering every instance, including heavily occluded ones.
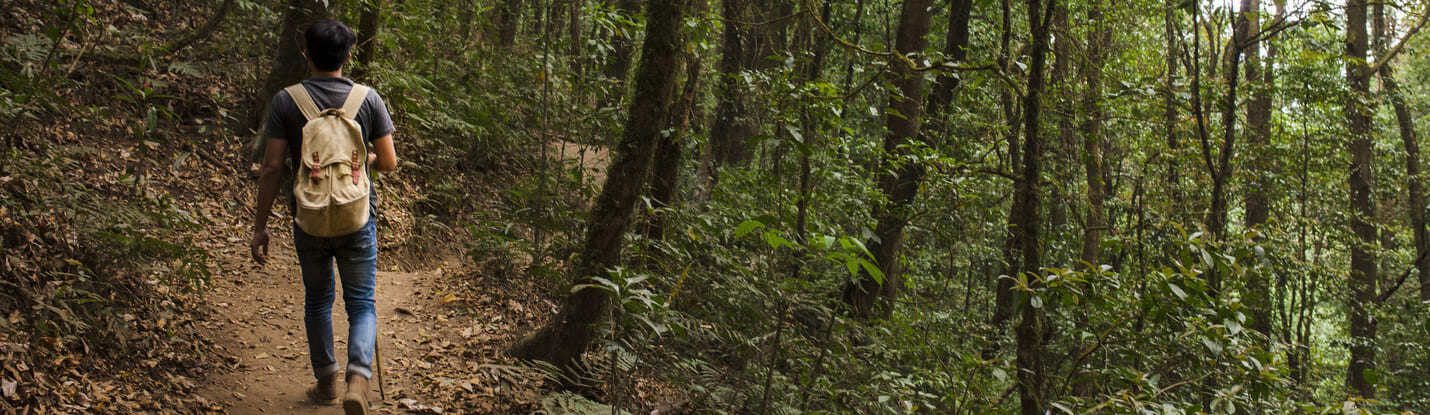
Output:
[734,220,764,237]
[992,368,1008,383]
[1363,368,1382,386]
[762,230,793,250]
[1168,283,1188,300]
[859,259,884,285]
[1201,337,1222,354]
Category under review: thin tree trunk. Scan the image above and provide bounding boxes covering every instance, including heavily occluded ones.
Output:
[599,0,642,110]
[1165,0,1182,214]
[568,0,584,68]
[243,0,328,134]
[1374,0,1429,303]
[841,0,936,319]
[353,0,383,81]
[1015,0,1055,413]
[645,52,702,240]
[1241,0,1273,340]
[709,0,756,170]
[1210,0,1252,250]
[793,0,836,248]
[991,0,1021,336]
[1079,2,1109,269]
[1344,0,1378,399]
[1047,2,1072,236]
[510,0,687,372]
[497,0,521,47]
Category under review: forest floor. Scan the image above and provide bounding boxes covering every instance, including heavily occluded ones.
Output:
[195,237,454,414]
[189,141,615,414]
[0,4,654,412]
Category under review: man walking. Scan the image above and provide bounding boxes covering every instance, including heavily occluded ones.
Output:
[249,18,397,415]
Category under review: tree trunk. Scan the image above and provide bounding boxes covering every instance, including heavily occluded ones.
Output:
[1210,0,1252,245]
[644,52,702,240]
[1164,0,1181,212]
[1078,2,1109,269]
[353,0,383,81]
[497,0,521,47]
[1241,0,1273,340]
[599,0,641,109]
[243,0,328,135]
[793,0,835,248]
[1047,2,1072,236]
[927,0,971,126]
[568,0,584,67]
[709,0,756,169]
[510,0,687,371]
[1015,0,1055,413]
[990,0,1020,334]
[1373,0,1428,303]
[840,0,937,319]
[1344,0,1378,399]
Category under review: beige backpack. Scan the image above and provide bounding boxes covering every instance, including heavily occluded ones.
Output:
[286,83,371,237]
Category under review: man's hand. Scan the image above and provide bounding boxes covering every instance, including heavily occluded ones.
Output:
[251,228,270,265]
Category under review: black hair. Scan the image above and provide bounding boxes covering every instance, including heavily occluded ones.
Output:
[304,19,356,72]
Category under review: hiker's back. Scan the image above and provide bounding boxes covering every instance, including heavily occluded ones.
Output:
[286,82,371,237]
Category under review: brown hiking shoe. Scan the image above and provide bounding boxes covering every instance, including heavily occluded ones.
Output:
[306,373,339,405]
[343,374,369,415]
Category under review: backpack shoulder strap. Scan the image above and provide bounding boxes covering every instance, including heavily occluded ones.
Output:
[284,84,321,121]
[340,84,370,121]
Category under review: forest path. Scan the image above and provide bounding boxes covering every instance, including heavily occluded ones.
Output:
[197,233,455,414]
[194,140,611,413]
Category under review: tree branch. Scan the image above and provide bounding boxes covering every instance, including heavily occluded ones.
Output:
[1365,1,1430,77]
[158,0,235,57]
[1377,248,1430,302]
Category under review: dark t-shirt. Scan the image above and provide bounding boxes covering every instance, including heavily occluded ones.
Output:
[262,77,395,211]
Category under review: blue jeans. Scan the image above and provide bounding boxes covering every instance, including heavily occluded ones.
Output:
[294,219,377,380]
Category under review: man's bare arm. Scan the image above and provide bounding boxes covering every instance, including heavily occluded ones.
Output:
[371,134,396,172]
[250,138,288,264]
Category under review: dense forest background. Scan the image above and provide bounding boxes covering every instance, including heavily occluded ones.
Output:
[3,0,1430,413]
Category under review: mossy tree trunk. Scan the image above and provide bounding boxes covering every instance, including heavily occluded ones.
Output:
[510,0,687,373]
[839,0,936,319]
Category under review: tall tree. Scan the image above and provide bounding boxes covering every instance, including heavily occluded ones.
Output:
[644,50,703,240]
[509,0,687,371]
[243,0,329,134]
[496,0,521,47]
[1014,0,1056,413]
[1184,0,1244,296]
[1048,2,1073,236]
[927,0,972,120]
[1375,0,1429,303]
[990,0,1022,336]
[791,0,836,248]
[1241,0,1272,339]
[1206,0,1254,267]
[352,0,384,81]
[1164,0,1181,212]
[1343,0,1378,399]
[567,0,584,68]
[709,0,756,170]
[1079,0,1111,269]
[840,0,937,318]
[599,0,641,109]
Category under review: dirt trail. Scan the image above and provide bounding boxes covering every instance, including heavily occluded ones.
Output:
[196,142,610,413]
[199,232,452,414]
